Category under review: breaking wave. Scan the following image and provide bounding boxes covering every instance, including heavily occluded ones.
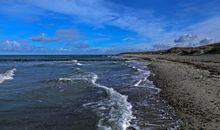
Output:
[71,60,83,66]
[0,68,16,84]
[89,73,134,130]
[59,72,134,130]
[125,60,161,92]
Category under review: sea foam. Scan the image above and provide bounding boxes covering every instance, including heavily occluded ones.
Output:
[89,73,134,130]
[71,60,83,66]
[0,68,16,84]
[76,63,83,66]
[61,72,134,130]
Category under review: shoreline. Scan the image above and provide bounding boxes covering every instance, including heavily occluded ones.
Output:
[122,54,220,130]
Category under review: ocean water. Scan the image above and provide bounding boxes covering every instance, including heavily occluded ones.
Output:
[0,55,181,130]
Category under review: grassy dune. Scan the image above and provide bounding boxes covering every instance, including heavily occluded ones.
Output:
[120,42,220,56]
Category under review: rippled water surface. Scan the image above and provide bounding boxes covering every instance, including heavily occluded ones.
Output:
[0,55,181,130]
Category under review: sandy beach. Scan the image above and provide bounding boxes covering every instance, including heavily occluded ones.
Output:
[121,54,220,130]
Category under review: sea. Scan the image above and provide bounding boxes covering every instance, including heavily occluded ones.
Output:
[0,55,181,130]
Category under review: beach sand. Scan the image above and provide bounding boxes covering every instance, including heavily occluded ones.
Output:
[121,54,220,130]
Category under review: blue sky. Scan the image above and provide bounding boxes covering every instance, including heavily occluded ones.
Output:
[0,0,220,54]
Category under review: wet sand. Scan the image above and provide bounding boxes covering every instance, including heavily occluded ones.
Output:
[121,54,220,130]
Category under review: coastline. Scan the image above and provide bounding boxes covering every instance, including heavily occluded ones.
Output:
[121,54,220,130]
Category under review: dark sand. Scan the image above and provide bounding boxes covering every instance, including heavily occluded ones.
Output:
[121,54,220,130]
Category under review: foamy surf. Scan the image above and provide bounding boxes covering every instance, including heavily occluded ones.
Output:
[59,72,134,130]
[58,78,73,81]
[0,55,181,130]
[126,60,162,93]
[91,73,133,130]
[71,60,78,63]
[71,60,83,66]
[76,63,83,66]
[85,73,134,130]
[134,80,142,87]
[0,68,16,84]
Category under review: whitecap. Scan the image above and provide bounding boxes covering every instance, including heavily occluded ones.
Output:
[58,78,73,81]
[69,60,83,66]
[134,80,142,87]
[76,63,83,66]
[58,77,87,81]
[0,68,16,84]
[71,60,78,63]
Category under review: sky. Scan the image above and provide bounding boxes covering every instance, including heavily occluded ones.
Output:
[0,0,220,54]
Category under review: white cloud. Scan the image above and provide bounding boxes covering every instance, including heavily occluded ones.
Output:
[1,0,165,38]
[199,37,215,45]
[0,1,45,22]
[187,17,220,40]
[174,33,197,43]
[122,37,136,41]
[1,0,220,52]
[172,33,198,47]
[110,15,164,37]
[31,29,80,43]
[25,0,117,24]
[0,40,58,53]
[152,16,220,49]
[31,33,59,42]
[1,40,23,51]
